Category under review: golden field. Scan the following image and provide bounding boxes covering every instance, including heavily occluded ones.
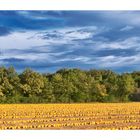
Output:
[0,103,140,130]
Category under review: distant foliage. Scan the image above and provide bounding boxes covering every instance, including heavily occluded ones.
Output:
[0,66,138,103]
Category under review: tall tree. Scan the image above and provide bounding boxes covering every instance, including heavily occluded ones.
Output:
[117,74,135,101]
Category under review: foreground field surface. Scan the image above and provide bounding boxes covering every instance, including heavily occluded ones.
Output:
[0,103,140,130]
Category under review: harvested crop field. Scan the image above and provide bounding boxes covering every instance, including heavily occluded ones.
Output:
[0,103,140,130]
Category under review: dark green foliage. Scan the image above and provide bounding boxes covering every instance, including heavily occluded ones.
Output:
[0,66,138,103]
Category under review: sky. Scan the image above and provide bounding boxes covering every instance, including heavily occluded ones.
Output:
[0,11,140,73]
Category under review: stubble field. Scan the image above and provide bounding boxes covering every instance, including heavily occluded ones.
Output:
[0,103,140,130]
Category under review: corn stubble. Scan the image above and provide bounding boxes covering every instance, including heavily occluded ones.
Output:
[0,103,140,130]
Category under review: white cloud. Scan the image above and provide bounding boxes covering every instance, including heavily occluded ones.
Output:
[55,56,91,63]
[17,11,58,20]
[84,55,140,69]
[120,25,134,31]
[0,26,107,53]
[98,55,137,67]
[1,24,140,71]
[0,31,47,50]
[96,37,140,50]
[101,11,140,27]
[32,26,102,43]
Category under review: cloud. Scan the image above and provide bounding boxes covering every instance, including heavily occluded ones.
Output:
[33,26,99,39]
[2,34,140,73]
[0,11,65,33]
[1,28,140,73]
[0,26,11,36]
[96,37,140,50]
[99,11,140,30]
[17,11,63,20]
[1,11,140,73]
[120,25,134,31]
[0,31,47,50]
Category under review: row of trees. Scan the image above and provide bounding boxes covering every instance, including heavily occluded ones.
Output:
[0,66,139,103]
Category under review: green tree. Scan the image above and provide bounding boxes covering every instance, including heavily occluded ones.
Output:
[19,68,44,97]
[117,74,135,101]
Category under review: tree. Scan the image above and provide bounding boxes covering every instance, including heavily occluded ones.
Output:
[19,68,44,97]
[42,78,55,103]
[0,67,137,103]
[117,74,135,101]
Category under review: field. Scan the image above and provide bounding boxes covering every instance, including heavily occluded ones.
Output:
[0,103,140,130]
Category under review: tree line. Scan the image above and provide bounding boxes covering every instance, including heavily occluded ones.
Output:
[0,66,140,103]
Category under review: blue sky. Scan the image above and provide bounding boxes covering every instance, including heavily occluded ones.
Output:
[0,11,140,73]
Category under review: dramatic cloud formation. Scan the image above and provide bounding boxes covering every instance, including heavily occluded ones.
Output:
[0,11,140,73]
